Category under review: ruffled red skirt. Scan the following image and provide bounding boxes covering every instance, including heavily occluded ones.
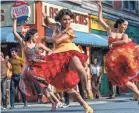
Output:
[105,42,139,87]
[33,50,88,91]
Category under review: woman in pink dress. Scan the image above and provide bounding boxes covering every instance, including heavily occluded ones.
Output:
[12,13,64,111]
[97,1,139,103]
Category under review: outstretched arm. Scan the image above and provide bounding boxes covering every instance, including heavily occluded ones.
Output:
[42,13,57,30]
[13,13,25,47]
[97,0,111,34]
[136,45,139,48]
[39,43,52,53]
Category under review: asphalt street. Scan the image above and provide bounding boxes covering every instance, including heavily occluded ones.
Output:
[1,97,139,113]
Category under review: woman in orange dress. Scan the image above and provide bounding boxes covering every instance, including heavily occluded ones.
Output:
[97,1,139,102]
[33,9,93,113]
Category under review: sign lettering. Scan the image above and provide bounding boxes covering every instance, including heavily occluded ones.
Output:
[42,2,89,32]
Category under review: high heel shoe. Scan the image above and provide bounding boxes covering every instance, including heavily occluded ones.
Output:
[87,90,94,99]
[85,107,94,113]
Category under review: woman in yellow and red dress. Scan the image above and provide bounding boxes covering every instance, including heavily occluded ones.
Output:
[33,9,94,113]
[97,1,139,102]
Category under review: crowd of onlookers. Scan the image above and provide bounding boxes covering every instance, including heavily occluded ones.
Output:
[1,48,139,110]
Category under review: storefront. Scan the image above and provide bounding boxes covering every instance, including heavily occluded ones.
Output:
[126,25,139,44]
[90,15,115,96]
[1,1,41,102]
[1,1,35,57]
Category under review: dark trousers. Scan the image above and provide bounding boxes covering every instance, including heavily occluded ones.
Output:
[10,74,27,107]
[91,76,101,99]
[1,76,7,107]
[78,81,85,99]
[64,92,70,105]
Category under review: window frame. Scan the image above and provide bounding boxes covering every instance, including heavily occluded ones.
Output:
[122,1,137,13]
[102,0,114,6]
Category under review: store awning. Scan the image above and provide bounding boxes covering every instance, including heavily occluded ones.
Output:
[73,32,108,47]
[1,27,18,43]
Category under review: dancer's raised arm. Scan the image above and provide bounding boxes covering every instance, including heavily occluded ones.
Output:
[13,13,25,47]
[97,0,111,34]
[42,13,57,30]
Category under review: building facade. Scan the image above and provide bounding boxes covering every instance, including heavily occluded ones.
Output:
[1,0,139,97]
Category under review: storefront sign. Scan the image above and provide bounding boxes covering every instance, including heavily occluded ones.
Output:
[91,15,114,32]
[42,2,89,33]
[11,1,31,23]
[1,1,35,26]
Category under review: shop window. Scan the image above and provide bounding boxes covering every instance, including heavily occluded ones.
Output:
[123,1,137,13]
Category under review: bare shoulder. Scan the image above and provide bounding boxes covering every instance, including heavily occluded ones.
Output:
[123,34,128,37]
[122,34,129,39]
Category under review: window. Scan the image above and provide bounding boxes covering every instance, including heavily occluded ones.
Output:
[66,0,82,5]
[123,1,136,13]
[129,1,136,10]
[103,1,113,5]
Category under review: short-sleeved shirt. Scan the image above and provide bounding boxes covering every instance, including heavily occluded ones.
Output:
[10,57,24,75]
[90,64,101,77]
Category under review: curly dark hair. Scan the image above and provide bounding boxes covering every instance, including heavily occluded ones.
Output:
[114,18,127,28]
[55,9,75,22]
[24,29,38,41]
[10,48,19,53]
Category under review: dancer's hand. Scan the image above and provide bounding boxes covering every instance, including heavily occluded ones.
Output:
[135,45,139,58]
[109,43,113,49]
[12,13,17,20]
[48,51,53,55]
[42,12,48,19]
[135,45,139,49]
[96,0,102,7]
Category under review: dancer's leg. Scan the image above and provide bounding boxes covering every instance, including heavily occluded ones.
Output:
[126,81,139,97]
[126,81,139,104]
[43,88,56,111]
[49,91,61,103]
[67,89,93,113]
[69,56,92,98]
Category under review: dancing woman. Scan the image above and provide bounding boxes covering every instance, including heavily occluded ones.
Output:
[97,1,139,102]
[33,9,94,113]
[12,13,64,111]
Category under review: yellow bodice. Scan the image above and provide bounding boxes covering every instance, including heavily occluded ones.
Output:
[53,29,81,53]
